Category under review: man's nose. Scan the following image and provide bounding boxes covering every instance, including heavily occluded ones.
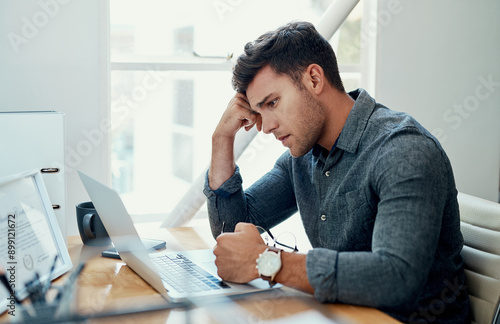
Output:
[261,116,278,134]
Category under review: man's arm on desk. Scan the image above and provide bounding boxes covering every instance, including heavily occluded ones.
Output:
[213,222,314,294]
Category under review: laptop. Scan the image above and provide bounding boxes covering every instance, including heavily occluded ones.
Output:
[78,171,278,303]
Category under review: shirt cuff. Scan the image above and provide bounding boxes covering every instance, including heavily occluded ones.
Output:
[306,248,339,303]
[203,166,243,199]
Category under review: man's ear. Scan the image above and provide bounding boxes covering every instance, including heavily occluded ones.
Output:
[304,64,325,95]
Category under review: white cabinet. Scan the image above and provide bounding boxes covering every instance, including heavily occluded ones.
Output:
[0,111,66,242]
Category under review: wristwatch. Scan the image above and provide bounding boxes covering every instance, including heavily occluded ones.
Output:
[256,246,282,287]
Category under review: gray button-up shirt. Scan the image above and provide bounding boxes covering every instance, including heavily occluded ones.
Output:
[204,89,470,323]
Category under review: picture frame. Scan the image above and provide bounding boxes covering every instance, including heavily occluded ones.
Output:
[0,169,72,314]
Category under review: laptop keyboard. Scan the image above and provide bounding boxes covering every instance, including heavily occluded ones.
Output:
[151,254,230,293]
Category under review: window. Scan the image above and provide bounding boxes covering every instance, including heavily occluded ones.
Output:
[110,0,366,223]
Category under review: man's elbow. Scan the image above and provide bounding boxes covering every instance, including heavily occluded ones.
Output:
[372,273,423,309]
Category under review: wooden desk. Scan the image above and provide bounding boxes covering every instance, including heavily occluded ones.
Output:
[1,224,401,324]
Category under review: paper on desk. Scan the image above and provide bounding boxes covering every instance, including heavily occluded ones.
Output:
[263,310,340,324]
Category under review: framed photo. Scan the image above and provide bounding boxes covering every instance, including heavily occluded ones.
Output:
[0,169,72,314]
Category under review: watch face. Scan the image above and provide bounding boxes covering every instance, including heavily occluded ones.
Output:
[258,251,281,277]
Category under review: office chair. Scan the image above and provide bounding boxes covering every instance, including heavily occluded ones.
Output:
[458,192,500,324]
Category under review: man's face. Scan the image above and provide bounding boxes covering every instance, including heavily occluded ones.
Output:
[246,65,326,157]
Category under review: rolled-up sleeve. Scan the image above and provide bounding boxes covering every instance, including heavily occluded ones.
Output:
[204,166,244,199]
[203,166,245,238]
[307,248,339,302]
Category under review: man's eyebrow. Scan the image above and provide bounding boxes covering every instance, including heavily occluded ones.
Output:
[256,93,277,109]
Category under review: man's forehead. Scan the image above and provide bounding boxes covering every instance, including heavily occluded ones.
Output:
[247,66,286,107]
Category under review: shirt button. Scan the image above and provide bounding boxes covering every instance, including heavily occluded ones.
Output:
[320,214,327,221]
[325,171,331,177]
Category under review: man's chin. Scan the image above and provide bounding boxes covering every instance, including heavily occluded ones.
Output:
[288,147,311,158]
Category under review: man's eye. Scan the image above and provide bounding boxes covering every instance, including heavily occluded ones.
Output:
[268,100,277,107]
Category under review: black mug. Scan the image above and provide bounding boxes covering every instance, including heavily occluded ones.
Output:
[76,202,111,246]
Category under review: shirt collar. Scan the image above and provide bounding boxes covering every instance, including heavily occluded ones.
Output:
[312,88,377,156]
[338,88,376,154]
[312,137,338,158]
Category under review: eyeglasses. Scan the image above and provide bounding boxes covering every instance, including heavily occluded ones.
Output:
[256,226,299,253]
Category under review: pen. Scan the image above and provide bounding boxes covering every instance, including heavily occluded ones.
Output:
[34,272,44,303]
[24,272,45,305]
[0,269,22,304]
[1,267,38,319]
[43,255,59,294]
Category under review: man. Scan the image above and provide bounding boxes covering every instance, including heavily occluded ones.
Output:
[203,21,470,323]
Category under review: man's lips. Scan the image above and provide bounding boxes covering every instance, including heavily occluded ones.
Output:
[277,135,290,145]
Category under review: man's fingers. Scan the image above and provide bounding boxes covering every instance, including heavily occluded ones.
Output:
[234,223,263,240]
[256,117,263,132]
[231,93,251,110]
[234,222,253,232]
[243,119,256,131]
[244,112,262,132]
[219,92,261,135]
[233,98,250,110]
[234,92,250,104]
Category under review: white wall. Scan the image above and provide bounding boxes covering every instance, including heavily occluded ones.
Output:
[375,0,500,202]
[0,0,109,236]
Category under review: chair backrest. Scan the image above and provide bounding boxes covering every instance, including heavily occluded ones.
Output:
[458,192,500,324]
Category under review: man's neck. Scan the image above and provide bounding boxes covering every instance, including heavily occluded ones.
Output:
[317,89,355,151]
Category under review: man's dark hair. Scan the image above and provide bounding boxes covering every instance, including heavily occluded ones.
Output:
[232,21,344,94]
